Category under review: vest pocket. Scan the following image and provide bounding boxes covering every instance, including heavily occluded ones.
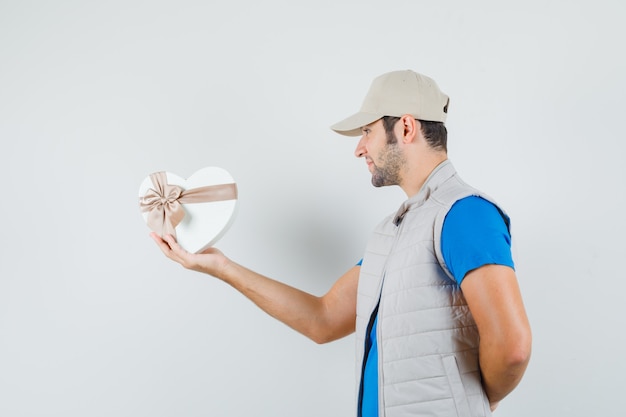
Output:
[442,354,472,417]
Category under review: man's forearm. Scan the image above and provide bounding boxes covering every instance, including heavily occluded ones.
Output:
[152,233,358,344]
[219,261,331,342]
[215,260,359,344]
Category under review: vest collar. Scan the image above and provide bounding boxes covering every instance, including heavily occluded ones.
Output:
[393,159,457,225]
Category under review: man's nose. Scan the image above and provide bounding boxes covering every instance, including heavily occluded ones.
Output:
[354,136,366,158]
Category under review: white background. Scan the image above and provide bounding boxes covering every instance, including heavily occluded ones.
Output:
[1,1,625,416]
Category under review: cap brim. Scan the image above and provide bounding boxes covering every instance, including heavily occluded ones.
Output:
[330,112,384,137]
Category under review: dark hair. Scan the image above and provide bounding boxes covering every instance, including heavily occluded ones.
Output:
[381,116,447,152]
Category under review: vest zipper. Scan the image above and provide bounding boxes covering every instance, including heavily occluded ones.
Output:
[377,215,408,417]
[358,209,409,417]
[357,302,379,417]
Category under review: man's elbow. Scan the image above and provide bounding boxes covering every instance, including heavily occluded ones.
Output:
[504,329,532,370]
[311,334,334,345]
[309,324,353,345]
[480,329,532,404]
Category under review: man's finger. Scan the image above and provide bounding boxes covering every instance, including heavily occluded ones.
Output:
[150,232,195,268]
[162,234,197,266]
[150,233,179,259]
[162,234,184,254]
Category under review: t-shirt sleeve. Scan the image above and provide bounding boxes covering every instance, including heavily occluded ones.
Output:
[441,196,514,284]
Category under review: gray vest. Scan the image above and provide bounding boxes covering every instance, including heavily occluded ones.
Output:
[356,160,505,417]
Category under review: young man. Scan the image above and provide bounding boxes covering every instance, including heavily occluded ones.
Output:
[151,70,532,417]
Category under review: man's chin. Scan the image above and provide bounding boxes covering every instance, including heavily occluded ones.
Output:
[371,178,385,188]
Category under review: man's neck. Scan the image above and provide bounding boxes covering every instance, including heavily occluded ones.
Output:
[401,155,448,197]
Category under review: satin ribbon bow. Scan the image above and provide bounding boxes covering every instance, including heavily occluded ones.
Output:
[139,171,237,238]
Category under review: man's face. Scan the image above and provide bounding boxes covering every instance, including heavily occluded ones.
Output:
[354,119,406,187]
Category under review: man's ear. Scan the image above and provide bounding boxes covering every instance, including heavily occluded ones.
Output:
[400,115,418,144]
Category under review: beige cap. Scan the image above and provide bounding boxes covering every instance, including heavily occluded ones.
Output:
[330,70,450,137]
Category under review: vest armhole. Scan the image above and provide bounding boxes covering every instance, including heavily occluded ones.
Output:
[433,206,456,282]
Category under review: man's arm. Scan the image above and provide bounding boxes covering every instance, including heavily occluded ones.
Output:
[460,264,532,409]
[151,233,359,344]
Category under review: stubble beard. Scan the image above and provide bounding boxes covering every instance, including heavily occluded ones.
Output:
[371,142,405,188]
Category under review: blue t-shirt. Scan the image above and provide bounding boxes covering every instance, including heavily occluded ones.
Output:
[359,196,514,417]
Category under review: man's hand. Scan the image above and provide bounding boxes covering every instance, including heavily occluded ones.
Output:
[150,232,230,278]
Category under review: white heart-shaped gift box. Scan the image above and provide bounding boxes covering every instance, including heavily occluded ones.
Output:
[138,167,238,253]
